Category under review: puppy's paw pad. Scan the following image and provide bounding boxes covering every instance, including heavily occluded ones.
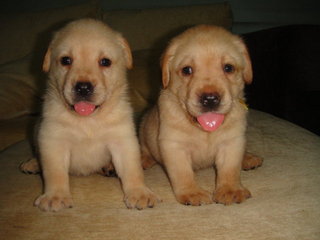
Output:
[214,186,251,205]
[34,193,73,212]
[242,153,263,171]
[124,187,160,210]
[176,188,213,206]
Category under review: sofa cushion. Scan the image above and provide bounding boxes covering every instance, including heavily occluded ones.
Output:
[0,115,38,152]
[0,1,101,65]
[0,110,319,239]
[128,49,162,119]
[0,55,44,120]
[103,3,233,51]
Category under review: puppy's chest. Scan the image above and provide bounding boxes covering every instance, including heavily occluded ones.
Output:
[69,148,110,176]
[69,124,112,153]
[191,137,218,161]
[68,131,112,175]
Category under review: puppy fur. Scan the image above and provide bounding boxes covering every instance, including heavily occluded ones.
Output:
[20,18,158,211]
[139,25,262,206]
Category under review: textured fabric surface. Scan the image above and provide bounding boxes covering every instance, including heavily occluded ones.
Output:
[128,50,162,118]
[0,110,319,239]
[0,116,37,152]
[103,3,233,51]
[0,1,100,65]
[0,55,44,120]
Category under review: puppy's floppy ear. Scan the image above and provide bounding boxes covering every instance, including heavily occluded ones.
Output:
[43,30,60,73]
[42,48,51,73]
[117,36,133,69]
[242,46,253,84]
[235,38,253,84]
[161,42,176,89]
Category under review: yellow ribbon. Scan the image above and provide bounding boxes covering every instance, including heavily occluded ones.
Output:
[239,99,248,110]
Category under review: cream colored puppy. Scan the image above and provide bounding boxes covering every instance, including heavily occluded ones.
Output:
[20,19,158,211]
[140,25,262,206]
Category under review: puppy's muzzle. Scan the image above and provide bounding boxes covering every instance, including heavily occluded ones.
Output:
[200,93,221,111]
[74,81,94,100]
[71,81,99,116]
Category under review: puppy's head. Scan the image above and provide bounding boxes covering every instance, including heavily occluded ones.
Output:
[43,18,132,116]
[161,25,252,131]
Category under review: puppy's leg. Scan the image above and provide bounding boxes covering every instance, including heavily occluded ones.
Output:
[35,146,73,212]
[242,152,263,171]
[214,139,251,205]
[20,158,41,174]
[110,138,159,210]
[162,144,213,206]
[141,145,157,170]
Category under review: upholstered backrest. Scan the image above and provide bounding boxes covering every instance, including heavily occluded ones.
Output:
[103,3,232,51]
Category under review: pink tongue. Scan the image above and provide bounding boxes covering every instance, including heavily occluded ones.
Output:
[74,102,96,116]
[197,113,225,132]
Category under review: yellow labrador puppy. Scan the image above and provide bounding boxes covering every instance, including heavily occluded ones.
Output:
[139,25,262,206]
[20,19,158,211]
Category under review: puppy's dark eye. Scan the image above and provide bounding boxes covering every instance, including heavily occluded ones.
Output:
[182,66,193,76]
[223,64,234,73]
[99,58,112,67]
[60,56,72,66]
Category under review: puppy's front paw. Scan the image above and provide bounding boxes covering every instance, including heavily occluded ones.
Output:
[124,187,160,210]
[176,188,213,206]
[214,186,251,205]
[34,192,73,212]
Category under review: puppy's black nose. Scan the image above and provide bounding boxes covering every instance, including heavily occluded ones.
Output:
[200,93,221,110]
[74,82,93,97]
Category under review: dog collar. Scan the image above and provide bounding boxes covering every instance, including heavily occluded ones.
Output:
[239,99,248,111]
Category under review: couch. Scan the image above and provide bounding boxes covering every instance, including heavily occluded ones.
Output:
[0,2,319,239]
